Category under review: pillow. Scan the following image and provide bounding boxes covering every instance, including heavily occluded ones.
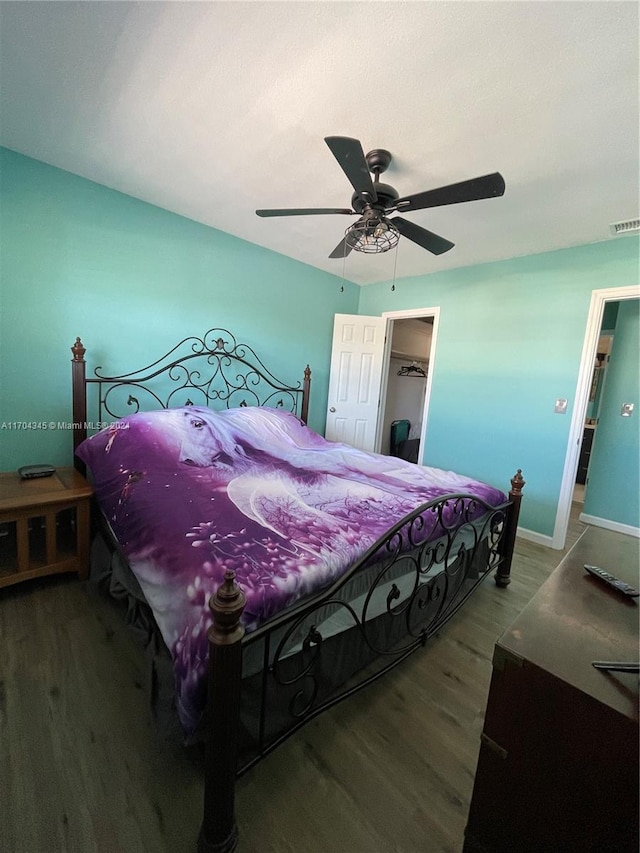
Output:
[76,405,327,479]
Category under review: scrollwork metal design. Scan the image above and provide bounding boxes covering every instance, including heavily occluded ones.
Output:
[289,677,319,719]
[246,495,510,734]
[270,625,324,719]
[89,328,305,423]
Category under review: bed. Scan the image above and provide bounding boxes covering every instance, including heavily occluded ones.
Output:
[69,328,524,853]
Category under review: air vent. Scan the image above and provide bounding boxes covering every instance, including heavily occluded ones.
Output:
[609,218,640,236]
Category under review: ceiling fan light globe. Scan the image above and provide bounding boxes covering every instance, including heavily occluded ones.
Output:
[345,219,399,254]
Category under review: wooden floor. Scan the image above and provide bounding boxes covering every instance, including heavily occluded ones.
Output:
[0,509,588,853]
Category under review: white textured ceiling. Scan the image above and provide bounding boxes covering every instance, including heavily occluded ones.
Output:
[1,1,638,285]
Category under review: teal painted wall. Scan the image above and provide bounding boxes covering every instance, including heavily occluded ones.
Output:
[602,301,619,331]
[357,239,640,538]
[584,299,639,528]
[2,147,637,540]
[0,148,358,469]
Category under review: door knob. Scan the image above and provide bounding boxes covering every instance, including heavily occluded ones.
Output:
[329,407,336,413]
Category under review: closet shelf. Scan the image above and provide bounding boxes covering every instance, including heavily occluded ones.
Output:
[390,349,428,363]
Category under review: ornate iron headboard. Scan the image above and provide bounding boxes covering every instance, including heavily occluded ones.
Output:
[71,328,311,467]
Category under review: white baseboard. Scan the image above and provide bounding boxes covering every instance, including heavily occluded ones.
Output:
[516,526,555,548]
[578,513,640,538]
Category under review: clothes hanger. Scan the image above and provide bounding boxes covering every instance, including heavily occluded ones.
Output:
[397,362,427,378]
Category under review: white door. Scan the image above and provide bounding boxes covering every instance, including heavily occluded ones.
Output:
[325,314,388,451]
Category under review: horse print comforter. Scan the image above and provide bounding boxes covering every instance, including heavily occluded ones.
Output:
[77,406,507,737]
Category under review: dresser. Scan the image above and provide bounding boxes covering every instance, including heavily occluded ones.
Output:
[464,526,639,853]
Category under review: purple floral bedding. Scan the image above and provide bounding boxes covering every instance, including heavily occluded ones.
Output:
[77,406,507,736]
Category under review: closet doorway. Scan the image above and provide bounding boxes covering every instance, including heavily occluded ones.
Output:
[376,307,439,463]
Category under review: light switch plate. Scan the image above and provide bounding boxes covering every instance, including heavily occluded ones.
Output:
[621,402,634,417]
[554,398,568,414]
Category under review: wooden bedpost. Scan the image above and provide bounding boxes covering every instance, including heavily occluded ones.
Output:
[301,365,311,425]
[198,570,246,853]
[495,469,525,587]
[71,337,87,475]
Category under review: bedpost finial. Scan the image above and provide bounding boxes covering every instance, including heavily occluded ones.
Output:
[511,469,525,494]
[209,570,246,645]
[71,337,86,362]
[304,364,311,380]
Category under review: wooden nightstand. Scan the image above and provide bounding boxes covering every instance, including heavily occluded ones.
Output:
[0,468,93,589]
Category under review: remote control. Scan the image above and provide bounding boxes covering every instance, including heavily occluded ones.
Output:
[592,661,640,673]
[584,565,639,597]
[18,464,56,480]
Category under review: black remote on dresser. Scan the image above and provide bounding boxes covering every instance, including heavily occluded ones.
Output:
[584,564,639,598]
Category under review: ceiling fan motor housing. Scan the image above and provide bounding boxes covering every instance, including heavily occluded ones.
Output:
[351,182,399,214]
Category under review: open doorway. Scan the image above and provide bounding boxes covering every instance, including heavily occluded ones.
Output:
[380,318,433,461]
[554,285,639,549]
[573,317,616,506]
[375,307,440,463]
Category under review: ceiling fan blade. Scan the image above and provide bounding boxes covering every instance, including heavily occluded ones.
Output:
[394,172,505,213]
[256,208,354,217]
[328,235,354,259]
[393,217,454,255]
[324,136,378,203]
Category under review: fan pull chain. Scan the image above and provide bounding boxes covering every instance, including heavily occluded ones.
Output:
[391,240,399,291]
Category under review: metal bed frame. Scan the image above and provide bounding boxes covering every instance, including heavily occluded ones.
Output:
[70,329,524,853]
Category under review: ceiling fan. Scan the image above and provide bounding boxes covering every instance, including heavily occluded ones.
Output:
[256,136,505,258]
